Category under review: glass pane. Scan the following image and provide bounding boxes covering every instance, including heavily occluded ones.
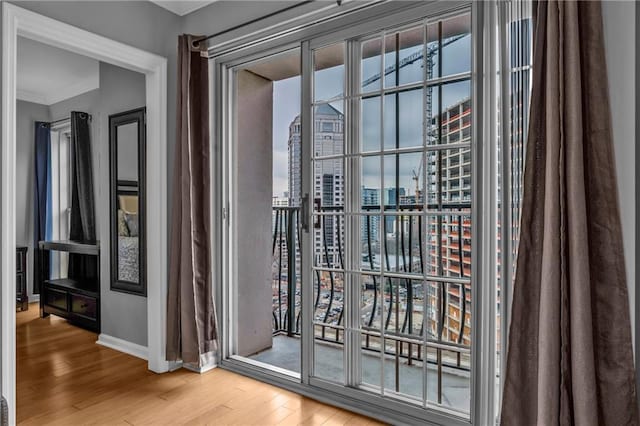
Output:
[359,216,381,272]
[314,102,344,157]
[361,96,381,152]
[441,14,471,77]
[381,215,423,277]
[313,270,345,323]
[399,89,424,149]
[383,33,396,89]
[361,156,381,211]
[314,158,344,210]
[361,332,383,391]
[426,348,470,412]
[314,43,345,102]
[383,152,423,209]
[383,94,396,150]
[399,27,424,86]
[426,85,439,145]
[399,347,423,400]
[313,214,344,269]
[361,37,382,93]
[361,274,382,329]
[384,26,424,88]
[314,323,344,383]
[440,80,471,145]
[384,89,424,149]
[426,215,472,279]
[313,270,345,383]
[384,89,425,151]
[426,23,440,79]
[426,148,472,207]
[381,335,422,400]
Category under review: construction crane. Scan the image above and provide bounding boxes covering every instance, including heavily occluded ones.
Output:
[361,33,469,201]
[412,160,423,202]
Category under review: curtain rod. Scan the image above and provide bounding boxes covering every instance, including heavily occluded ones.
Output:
[49,113,92,126]
[191,0,344,48]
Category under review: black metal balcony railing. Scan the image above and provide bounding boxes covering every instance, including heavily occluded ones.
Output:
[271,202,472,380]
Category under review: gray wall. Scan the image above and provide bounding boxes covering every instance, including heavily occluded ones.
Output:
[235,70,273,356]
[4,0,181,353]
[16,101,50,302]
[602,0,636,349]
[0,0,292,393]
[49,62,147,346]
[0,0,293,381]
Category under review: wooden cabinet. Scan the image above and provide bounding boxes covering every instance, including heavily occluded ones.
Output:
[16,246,28,311]
[39,240,100,333]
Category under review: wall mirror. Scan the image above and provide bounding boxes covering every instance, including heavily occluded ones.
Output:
[109,108,146,296]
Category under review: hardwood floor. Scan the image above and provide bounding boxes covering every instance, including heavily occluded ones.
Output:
[16,305,383,425]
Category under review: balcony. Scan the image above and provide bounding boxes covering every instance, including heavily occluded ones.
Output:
[250,204,472,412]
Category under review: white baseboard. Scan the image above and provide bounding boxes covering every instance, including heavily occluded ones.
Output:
[96,334,148,361]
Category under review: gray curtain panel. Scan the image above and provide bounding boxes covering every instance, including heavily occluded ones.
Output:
[501,1,638,425]
[166,35,218,366]
[69,112,96,242]
[33,122,51,294]
[68,112,98,280]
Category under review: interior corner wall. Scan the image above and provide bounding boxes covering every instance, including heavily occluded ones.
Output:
[15,100,51,302]
[48,62,147,346]
[235,70,274,357]
[602,0,636,352]
[5,0,182,238]
[1,1,182,353]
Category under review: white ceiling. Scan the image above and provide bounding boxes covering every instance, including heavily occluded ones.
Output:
[17,37,100,106]
[150,1,216,16]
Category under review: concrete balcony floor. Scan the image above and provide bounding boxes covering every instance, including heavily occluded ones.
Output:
[248,334,470,412]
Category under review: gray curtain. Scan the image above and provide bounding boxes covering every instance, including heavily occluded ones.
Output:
[166,35,217,366]
[33,122,51,294]
[68,112,97,280]
[501,1,638,425]
[69,111,96,242]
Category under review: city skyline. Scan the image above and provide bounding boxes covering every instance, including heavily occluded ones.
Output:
[272,34,471,197]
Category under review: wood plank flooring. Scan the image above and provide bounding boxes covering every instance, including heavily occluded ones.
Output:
[16,305,383,425]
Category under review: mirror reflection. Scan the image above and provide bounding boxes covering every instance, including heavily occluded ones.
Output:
[110,108,146,295]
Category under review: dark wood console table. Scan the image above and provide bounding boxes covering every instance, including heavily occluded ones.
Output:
[39,240,100,333]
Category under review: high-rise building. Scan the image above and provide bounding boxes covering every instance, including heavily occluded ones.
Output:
[426,97,472,346]
[288,104,345,267]
[361,187,380,248]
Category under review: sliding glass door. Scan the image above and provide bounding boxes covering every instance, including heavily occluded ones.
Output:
[308,11,473,415]
[221,2,479,423]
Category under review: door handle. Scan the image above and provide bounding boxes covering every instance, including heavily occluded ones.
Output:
[301,194,309,232]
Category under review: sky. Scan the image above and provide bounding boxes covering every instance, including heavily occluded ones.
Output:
[271,29,471,198]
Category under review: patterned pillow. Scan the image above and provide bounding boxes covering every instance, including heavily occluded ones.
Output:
[125,213,139,237]
[118,210,129,237]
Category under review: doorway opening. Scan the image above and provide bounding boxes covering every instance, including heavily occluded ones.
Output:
[230,48,303,375]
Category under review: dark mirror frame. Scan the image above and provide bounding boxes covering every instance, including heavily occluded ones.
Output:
[109,107,146,296]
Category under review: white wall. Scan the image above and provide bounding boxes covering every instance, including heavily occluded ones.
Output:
[602,1,636,350]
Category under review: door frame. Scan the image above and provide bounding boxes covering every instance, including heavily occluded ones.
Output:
[212,2,493,425]
[1,4,169,424]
